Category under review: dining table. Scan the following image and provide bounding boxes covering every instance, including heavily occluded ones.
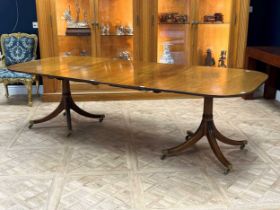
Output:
[8,56,268,174]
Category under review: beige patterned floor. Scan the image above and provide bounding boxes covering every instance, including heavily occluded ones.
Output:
[0,88,280,210]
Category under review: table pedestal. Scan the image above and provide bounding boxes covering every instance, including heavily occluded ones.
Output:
[29,79,105,136]
[161,97,248,174]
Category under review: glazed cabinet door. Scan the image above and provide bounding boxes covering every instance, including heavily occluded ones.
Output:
[50,0,100,95]
[52,0,94,57]
[93,0,140,61]
[151,0,248,68]
[152,0,192,66]
[192,0,234,67]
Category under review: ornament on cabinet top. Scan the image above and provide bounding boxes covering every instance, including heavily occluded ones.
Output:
[218,50,227,68]
[63,0,89,29]
[160,43,175,64]
[205,49,215,66]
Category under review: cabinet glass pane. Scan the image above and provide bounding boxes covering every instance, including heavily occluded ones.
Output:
[196,0,233,67]
[98,0,134,60]
[157,0,190,65]
[55,0,92,57]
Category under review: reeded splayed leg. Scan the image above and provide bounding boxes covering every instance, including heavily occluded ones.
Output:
[161,97,248,174]
[29,79,105,135]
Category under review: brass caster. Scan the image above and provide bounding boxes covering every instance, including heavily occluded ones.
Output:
[29,121,34,129]
[67,131,72,138]
[187,131,194,136]
[161,150,169,160]
[185,131,194,141]
[99,115,105,123]
[240,141,248,150]
[224,165,233,175]
[161,155,167,160]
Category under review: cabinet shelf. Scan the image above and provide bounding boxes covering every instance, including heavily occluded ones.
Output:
[199,22,230,25]
[65,28,91,36]
[100,34,134,36]
[159,22,190,25]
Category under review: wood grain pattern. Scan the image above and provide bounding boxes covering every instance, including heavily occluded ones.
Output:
[8,56,267,98]
[229,0,250,68]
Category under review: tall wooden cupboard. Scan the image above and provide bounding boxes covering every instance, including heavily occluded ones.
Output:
[36,0,250,101]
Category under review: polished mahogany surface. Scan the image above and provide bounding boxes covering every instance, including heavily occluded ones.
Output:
[8,56,268,97]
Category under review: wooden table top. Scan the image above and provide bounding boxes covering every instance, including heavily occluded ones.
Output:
[8,56,268,98]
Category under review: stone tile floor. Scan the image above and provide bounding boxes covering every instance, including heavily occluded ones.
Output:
[0,88,280,210]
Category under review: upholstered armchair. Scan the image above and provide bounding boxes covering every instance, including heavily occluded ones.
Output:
[0,33,39,106]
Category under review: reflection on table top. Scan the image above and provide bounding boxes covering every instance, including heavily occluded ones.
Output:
[8,56,268,98]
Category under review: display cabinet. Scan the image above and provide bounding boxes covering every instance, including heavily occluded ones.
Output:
[36,0,250,101]
[152,0,250,68]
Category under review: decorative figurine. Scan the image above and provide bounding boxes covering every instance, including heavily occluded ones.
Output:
[81,10,89,26]
[63,0,89,29]
[116,25,125,35]
[205,49,215,66]
[218,50,227,67]
[101,24,110,35]
[214,13,224,23]
[204,15,215,23]
[74,0,80,23]
[64,51,72,57]
[119,51,132,60]
[63,5,73,23]
[80,50,88,56]
[160,43,174,64]
[124,26,133,35]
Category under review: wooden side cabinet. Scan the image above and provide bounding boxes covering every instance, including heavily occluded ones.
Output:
[36,0,250,102]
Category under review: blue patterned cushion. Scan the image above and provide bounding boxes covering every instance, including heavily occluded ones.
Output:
[2,36,35,66]
[0,68,32,79]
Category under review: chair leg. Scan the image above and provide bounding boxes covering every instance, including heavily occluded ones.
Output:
[24,80,33,107]
[3,82,9,98]
[35,77,40,95]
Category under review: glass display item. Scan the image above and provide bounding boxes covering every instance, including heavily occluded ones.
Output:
[118,51,132,60]
[159,43,175,64]
[156,0,190,65]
